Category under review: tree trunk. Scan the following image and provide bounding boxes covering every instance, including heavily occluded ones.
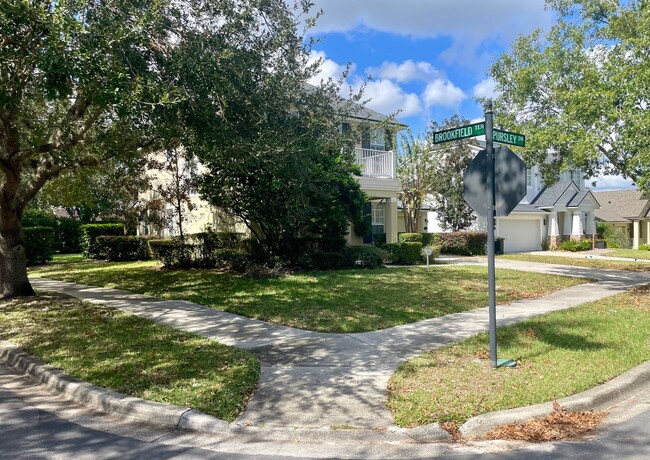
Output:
[0,208,35,298]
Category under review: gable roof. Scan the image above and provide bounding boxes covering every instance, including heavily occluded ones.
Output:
[593,189,649,221]
[567,189,599,208]
[531,181,579,208]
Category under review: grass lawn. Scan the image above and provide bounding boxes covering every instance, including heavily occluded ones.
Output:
[499,253,650,272]
[605,249,650,260]
[0,293,259,422]
[29,260,587,333]
[51,253,85,263]
[387,285,650,428]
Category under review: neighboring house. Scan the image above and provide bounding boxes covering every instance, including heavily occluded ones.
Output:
[593,189,650,249]
[139,100,407,244]
[429,145,600,253]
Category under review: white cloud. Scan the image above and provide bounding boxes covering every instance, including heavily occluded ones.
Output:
[353,79,423,117]
[309,0,553,65]
[366,60,440,83]
[472,77,498,99]
[306,50,349,85]
[589,175,636,191]
[422,79,466,108]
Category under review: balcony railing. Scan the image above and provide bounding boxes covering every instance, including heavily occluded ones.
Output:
[355,148,395,179]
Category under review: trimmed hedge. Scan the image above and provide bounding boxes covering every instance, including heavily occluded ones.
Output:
[384,242,423,265]
[639,244,650,251]
[96,236,152,261]
[398,233,423,243]
[24,226,54,266]
[435,232,488,256]
[344,245,385,268]
[559,239,592,252]
[421,233,438,247]
[55,217,82,253]
[149,237,251,270]
[80,224,125,259]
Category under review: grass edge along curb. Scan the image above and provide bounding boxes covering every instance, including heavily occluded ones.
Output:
[0,340,231,434]
[403,360,650,442]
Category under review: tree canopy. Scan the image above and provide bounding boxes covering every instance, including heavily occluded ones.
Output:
[428,116,478,232]
[491,0,650,191]
[1,0,364,296]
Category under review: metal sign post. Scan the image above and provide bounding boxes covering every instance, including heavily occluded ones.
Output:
[485,101,498,369]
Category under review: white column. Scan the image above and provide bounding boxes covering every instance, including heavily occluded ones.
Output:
[633,220,640,249]
[549,212,559,237]
[646,221,650,246]
[562,211,572,237]
[572,211,584,238]
[585,211,596,235]
[385,198,398,244]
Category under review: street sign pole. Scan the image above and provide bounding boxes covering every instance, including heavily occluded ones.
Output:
[485,100,498,369]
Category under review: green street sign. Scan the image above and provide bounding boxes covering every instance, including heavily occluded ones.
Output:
[493,129,526,147]
[432,122,485,144]
[432,121,526,147]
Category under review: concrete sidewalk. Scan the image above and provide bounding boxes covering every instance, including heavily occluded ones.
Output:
[27,259,650,431]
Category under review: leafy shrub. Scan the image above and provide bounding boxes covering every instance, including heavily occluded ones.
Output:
[421,233,438,247]
[435,232,487,256]
[301,251,346,270]
[149,239,194,268]
[80,224,125,259]
[372,233,386,247]
[55,217,82,253]
[23,226,55,266]
[640,244,650,251]
[398,233,423,243]
[96,236,152,261]
[599,224,629,249]
[344,245,385,268]
[383,242,424,265]
[22,209,57,228]
[559,239,592,252]
[213,249,251,272]
[399,242,423,264]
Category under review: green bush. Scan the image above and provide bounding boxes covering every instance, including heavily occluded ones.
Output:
[435,232,487,256]
[558,239,592,252]
[24,226,54,266]
[55,217,82,253]
[420,233,437,247]
[423,244,442,260]
[213,249,251,272]
[80,224,125,259]
[640,244,650,251]
[372,233,387,247]
[400,242,423,264]
[398,233,423,243]
[344,245,385,268]
[599,224,629,249]
[149,239,194,268]
[22,209,57,228]
[96,236,152,261]
[383,242,424,265]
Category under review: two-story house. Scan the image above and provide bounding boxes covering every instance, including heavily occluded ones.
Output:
[139,100,407,245]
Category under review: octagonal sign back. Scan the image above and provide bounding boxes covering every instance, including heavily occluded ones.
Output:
[463,146,527,217]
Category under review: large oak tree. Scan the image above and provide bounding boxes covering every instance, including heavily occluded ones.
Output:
[491,0,650,191]
[1,0,356,297]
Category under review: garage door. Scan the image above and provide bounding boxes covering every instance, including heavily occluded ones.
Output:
[498,219,541,253]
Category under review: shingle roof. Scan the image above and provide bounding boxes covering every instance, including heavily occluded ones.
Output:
[592,189,649,220]
[512,203,548,213]
[531,181,578,207]
[567,189,598,207]
[595,208,630,222]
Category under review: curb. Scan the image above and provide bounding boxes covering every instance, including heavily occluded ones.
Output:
[2,338,649,443]
[406,360,650,441]
[0,340,230,434]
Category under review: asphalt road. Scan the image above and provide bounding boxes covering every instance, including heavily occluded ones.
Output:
[2,362,650,460]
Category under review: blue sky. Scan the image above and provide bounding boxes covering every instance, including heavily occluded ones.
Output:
[304,0,633,190]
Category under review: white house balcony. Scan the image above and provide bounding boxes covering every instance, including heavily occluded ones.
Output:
[355,148,396,179]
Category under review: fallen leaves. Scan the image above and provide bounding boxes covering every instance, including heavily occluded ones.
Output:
[484,401,607,442]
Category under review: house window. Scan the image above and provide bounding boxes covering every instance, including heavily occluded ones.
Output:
[526,168,532,188]
[369,129,385,151]
[371,201,385,235]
